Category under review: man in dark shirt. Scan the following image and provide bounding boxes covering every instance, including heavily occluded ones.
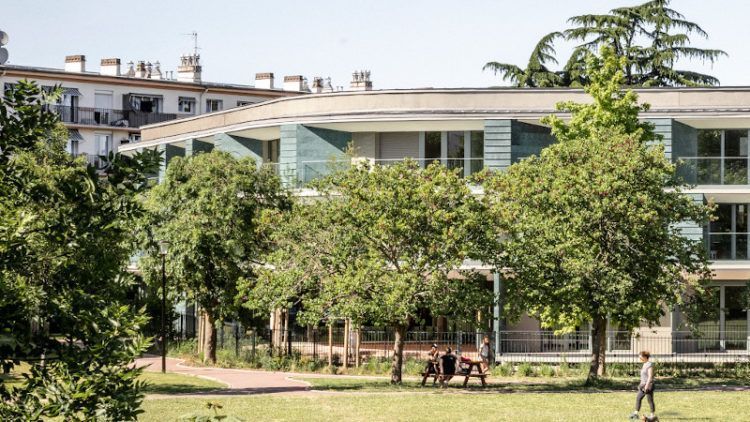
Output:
[438,347,457,387]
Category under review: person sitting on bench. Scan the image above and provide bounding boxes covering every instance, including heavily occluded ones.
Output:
[424,343,440,378]
[438,347,457,387]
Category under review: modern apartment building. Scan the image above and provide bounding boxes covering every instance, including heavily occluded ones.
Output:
[124,86,750,360]
[0,53,303,166]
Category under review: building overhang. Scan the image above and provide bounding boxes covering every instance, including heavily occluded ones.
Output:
[125,86,750,152]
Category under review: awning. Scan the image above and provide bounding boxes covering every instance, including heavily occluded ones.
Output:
[68,129,83,142]
[62,87,82,96]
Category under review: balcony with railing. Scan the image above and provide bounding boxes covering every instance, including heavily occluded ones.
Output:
[50,105,182,129]
[706,232,750,260]
[299,158,485,185]
[676,157,750,185]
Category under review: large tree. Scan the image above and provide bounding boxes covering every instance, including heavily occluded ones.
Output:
[0,81,160,420]
[486,0,726,87]
[244,161,494,383]
[140,151,291,363]
[481,47,712,380]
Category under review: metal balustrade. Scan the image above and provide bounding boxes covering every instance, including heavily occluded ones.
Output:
[50,104,183,128]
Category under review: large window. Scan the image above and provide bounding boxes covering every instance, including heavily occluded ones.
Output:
[129,94,162,113]
[688,129,750,185]
[689,285,748,351]
[420,131,484,177]
[708,203,749,260]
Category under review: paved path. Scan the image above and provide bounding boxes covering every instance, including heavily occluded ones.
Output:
[135,357,311,396]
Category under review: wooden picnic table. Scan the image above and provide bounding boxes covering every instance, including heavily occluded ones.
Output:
[420,359,488,387]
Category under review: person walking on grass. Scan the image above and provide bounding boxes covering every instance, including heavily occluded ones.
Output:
[630,351,657,421]
[479,336,492,373]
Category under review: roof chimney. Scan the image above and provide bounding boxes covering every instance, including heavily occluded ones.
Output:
[350,70,373,91]
[255,72,274,90]
[177,54,201,83]
[100,58,121,76]
[283,75,305,92]
[311,77,323,93]
[65,55,86,73]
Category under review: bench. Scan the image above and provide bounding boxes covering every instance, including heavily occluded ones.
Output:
[420,369,489,387]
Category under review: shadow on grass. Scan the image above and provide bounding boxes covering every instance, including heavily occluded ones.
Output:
[298,375,750,394]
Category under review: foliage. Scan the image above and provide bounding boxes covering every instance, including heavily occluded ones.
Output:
[0,80,159,420]
[243,161,494,383]
[139,151,291,363]
[485,0,726,87]
[481,47,712,379]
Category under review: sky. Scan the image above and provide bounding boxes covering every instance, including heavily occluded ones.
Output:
[2,0,749,89]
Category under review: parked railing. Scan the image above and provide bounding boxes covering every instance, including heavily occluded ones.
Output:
[50,104,183,128]
[676,156,750,185]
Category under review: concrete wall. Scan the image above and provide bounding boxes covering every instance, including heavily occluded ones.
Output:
[351,132,378,159]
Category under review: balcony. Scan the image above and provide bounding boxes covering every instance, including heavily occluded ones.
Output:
[299,158,485,185]
[50,105,182,129]
[676,157,750,185]
[706,232,750,260]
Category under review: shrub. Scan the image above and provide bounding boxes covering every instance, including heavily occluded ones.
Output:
[516,363,534,377]
[492,362,514,377]
[538,364,555,377]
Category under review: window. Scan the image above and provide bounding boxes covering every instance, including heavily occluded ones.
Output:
[236,100,255,107]
[708,203,749,260]
[69,139,79,156]
[420,131,484,176]
[95,133,113,156]
[129,94,162,113]
[178,97,196,114]
[206,99,223,112]
[691,129,750,185]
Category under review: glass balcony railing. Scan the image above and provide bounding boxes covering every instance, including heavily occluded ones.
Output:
[676,157,750,185]
[706,232,750,260]
[299,158,485,185]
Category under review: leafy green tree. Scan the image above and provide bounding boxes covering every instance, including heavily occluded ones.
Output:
[244,161,494,383]
[140,151,291,363]
[481,47,712,380]
[0,80,159,420]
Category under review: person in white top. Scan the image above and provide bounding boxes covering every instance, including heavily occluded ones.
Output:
[630,350,657,421]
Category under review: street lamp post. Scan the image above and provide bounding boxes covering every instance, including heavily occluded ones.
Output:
[158,240,169,373]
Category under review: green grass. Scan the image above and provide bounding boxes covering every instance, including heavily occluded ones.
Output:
[2,366,226,395]
[140,371,227,394]
[139,390,750,421]
[296,374,750,392]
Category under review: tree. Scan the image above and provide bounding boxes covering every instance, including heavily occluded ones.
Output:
[566,0,727,86]
[244,161,494,383]
[486,0,726,87]
[481,47,712,380]
[0,81,160,420]
[483,32,564,87]
[140,151,291,363]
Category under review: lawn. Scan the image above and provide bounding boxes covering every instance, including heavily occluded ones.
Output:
[140,390,750,421]
[140,371,227,394]
[1,366,226,395]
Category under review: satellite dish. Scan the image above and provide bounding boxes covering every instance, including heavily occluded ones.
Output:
[0,48,8,65]
[0,31,8,46]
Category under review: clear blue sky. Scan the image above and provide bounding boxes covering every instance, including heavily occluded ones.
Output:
[2,0,748,88]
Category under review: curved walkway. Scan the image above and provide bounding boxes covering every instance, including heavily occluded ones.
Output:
[135,357,310,396]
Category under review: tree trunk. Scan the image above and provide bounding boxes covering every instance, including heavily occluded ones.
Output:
[390,324,407,384]
[355,327,361,368]
[588,316,607,381]
[197,309,206,357]
[328,324,333,367]
[203,312,217,364]
[343,319,350,369]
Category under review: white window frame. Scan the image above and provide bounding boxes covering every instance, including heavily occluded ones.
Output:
[418,131,483,177]
[178,97,196,114]
[206,99,223,113]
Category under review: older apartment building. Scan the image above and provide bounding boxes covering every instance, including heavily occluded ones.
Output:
[127,86,750,359]
[0,53,304,166]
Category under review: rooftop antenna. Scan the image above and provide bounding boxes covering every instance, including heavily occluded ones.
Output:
[184,31,200,56]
